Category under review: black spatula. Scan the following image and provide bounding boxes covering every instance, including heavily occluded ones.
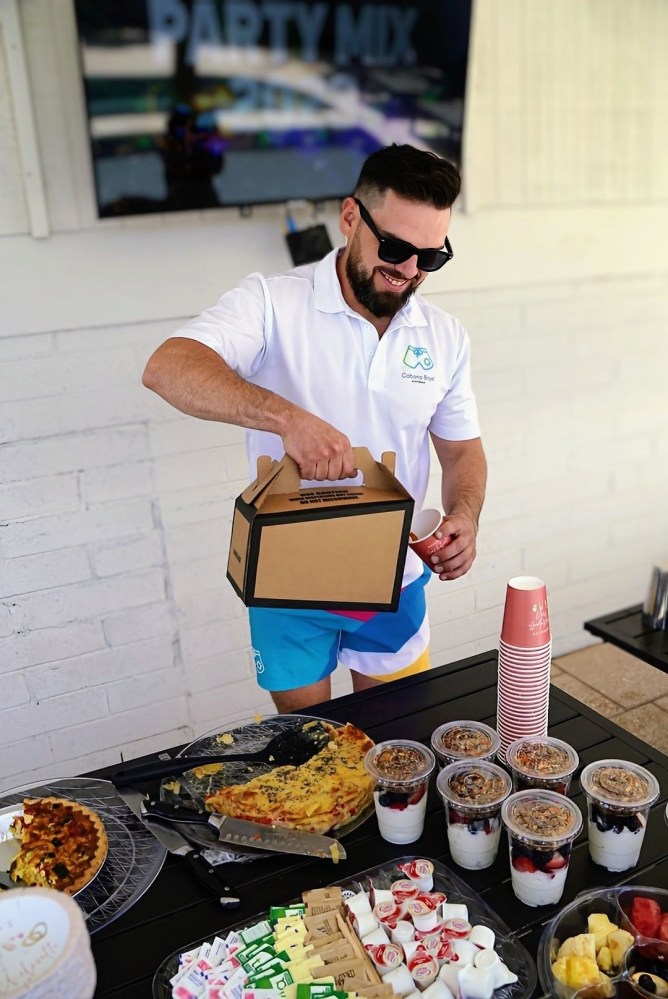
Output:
[112,721,331,786]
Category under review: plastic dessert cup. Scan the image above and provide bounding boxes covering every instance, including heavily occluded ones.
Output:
[430,720,501,769]
[580,759,660,872]
[501,789,582,907]
[506,736,579,796]
[437,760,512,870]
[364,740,435,845]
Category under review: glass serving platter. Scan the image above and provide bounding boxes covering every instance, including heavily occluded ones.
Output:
[152,856,539,998]
[538,884,668,998]
[0,777,166,933]
[158,714,375,860]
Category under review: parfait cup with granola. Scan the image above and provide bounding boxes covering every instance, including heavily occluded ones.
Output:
[430,720,501,770]
[501,789,582,907]
[364,740,435,845]
[506,736,579,796]
[580,759,659,872]
[437,760,512,870]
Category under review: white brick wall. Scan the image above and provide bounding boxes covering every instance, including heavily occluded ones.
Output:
[3,269,666,789]
[0,0,667,788]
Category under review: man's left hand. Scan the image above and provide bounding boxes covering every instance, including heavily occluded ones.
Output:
[429,514,477,580]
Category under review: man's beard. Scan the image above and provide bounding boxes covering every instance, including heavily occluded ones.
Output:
[345,243,420,319]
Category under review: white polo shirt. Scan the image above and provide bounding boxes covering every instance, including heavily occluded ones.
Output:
[174,248,480,586]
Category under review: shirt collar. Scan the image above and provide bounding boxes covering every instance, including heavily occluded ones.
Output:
[313,249,429,330]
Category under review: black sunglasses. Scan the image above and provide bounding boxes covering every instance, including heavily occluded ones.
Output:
[354,198,453,272]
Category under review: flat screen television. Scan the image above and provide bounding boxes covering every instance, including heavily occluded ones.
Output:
[73,0,472,218]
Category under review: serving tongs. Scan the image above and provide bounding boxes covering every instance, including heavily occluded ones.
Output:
[112,720,331,786]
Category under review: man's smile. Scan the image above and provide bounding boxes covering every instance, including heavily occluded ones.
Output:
[378,267,412,288]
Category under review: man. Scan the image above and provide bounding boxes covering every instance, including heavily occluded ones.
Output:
[143,144,487,712]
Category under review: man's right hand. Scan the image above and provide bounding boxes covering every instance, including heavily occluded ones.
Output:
[282,410,356,481]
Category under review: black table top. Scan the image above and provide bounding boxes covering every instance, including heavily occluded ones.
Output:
[88,650,668,999]
[584,603,668,673]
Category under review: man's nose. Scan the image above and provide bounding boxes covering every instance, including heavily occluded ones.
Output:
[394,255,419,278]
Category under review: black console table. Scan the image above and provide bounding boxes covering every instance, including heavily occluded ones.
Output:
[585,603,668,674]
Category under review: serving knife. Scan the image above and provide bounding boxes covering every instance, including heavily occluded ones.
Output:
[118,788,240,908]
[141,797,347,861]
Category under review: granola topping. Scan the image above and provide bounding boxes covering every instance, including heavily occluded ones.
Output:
[590,765,648,803]
[513,740,571,775]
[448,769,507,805]
[513,799,574,837]
[440,726,493,757]
[375,745,426,781]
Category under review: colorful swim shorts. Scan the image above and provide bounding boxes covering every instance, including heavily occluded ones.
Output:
[248,564,431,691]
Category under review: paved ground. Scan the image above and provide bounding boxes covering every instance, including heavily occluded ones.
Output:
[552,643,668,755]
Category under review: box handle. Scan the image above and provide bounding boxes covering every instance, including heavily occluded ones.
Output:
[266,447,397,493]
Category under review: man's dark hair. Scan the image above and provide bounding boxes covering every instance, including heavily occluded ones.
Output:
[354,144,461,210]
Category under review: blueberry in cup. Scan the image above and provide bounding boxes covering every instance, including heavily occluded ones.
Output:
[580,760,659,873]
[437,760,512,870]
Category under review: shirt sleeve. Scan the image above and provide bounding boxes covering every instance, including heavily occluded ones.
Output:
[428,322,481,440]
[169,272,269,379]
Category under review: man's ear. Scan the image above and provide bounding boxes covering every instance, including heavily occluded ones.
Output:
[339,196,358,239]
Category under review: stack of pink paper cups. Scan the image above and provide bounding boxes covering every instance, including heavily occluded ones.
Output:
[496,575,551,762]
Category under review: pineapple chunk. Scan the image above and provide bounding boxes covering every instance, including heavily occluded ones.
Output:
[557,933,598,962]
[587,913,619,951]
[596,945,613,973]
[551,957,570,986]
[607,929,634,968]
[559,956,602,990]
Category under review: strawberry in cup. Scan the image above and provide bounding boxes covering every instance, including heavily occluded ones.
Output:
[501,790,582,906]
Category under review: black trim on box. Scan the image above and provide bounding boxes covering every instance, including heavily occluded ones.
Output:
[233,501,413,611]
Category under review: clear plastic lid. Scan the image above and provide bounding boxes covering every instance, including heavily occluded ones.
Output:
[506,736,579,780]
[501,789,582,847]
[436,759,512,810]
[364,740,435,787]
[580,759,660,810]
[430,720,501,762]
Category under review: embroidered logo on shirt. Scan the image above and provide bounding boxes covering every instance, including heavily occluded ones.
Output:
[252,647,265,674]
[402,345,436,382]
[403,346,434,370]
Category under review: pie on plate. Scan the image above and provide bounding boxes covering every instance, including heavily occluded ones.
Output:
[8,796,108,895]
[204,721,375,834]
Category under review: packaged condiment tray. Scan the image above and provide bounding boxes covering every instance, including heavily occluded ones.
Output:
[152,857,538,998]
[538,884,668,998]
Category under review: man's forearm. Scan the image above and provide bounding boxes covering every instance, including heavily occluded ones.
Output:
[433,437,487,529]
[142,337,296,435]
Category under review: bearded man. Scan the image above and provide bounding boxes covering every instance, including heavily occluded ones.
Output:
[143,144,487,711]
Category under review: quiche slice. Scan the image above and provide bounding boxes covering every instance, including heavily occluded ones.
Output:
[9,796,108,895]
[204,721,375,834]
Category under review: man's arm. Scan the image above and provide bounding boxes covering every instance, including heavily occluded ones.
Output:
[142,337,355,480]
[428,433,487,580]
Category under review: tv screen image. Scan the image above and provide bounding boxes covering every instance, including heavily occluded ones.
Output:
[74,0,472,218]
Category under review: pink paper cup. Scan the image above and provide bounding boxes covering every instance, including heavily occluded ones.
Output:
[500,576,551,648]
[409,508,449,571]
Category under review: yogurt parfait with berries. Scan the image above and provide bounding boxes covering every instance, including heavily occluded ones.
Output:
[580,759,659,872]
[506,736,579,796]
[437,760,512,870]
[364,740,435,845]
[430,720,501,769]
[501,789,582,906]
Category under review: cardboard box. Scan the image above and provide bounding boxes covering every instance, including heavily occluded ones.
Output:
[227,448,414,611]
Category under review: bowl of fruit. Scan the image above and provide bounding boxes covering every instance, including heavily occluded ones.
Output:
[538,886,668,998]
